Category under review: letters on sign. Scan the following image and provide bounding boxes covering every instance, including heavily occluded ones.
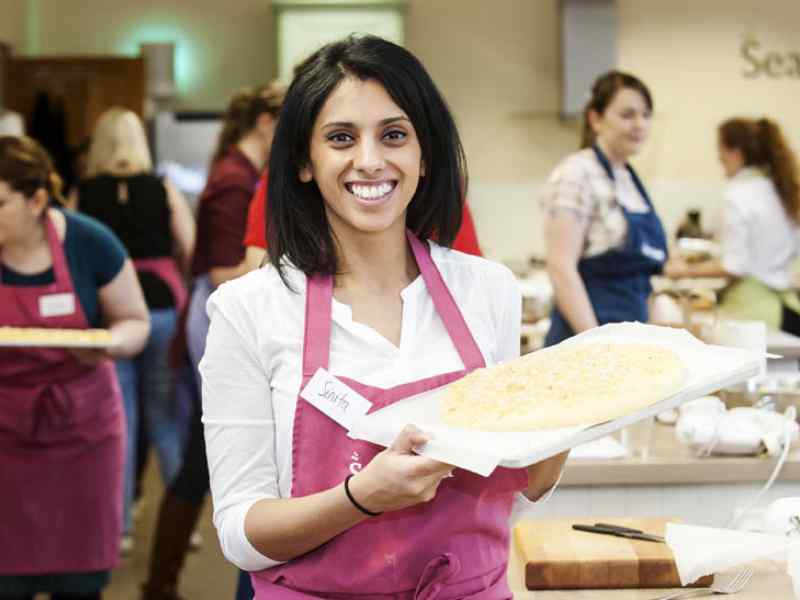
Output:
[741,35,800,79]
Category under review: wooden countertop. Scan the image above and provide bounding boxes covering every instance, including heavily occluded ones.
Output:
[508,554,794,599]
[560,423,800,486]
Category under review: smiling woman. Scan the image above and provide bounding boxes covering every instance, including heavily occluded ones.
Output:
[199,35,567,599]
[298,78,424,241]
[266,35,465,284]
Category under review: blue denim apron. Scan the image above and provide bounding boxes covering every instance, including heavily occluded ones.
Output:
[544,145,668,346]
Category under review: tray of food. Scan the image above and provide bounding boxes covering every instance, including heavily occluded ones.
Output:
[348,322,762,476]
[0,326,114,349]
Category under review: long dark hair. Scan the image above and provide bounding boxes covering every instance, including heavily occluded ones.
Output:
[719,117,800,223]
[266,35,467,287]
[210,82,285,166]
[580,71,653,149]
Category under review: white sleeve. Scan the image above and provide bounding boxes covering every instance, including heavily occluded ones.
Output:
[721,191,750,277]
[200,287,285,571]
[494,267,522,364]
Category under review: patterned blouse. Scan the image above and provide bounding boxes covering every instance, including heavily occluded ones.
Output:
[541,147,650,259]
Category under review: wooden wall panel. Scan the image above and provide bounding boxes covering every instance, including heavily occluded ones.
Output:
[4,56,145,146]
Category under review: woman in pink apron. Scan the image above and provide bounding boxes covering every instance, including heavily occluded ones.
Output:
[73,107,195,553]
[0,136,150,599]
[200,36,567,599]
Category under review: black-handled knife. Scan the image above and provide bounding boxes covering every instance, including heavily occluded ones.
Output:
[594,522,653,536]
[572,523,665,543]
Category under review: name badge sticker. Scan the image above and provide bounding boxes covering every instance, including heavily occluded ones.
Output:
[300,368,372,430]
[641,242,666,263]
[39,293,77,318]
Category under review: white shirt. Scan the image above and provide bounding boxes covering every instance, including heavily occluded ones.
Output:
[200,243,531,571]
[722,168,800,290]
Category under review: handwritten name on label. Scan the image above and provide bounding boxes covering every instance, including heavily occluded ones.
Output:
[300,368,372,430]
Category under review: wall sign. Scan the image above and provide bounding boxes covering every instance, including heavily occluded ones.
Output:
[273,1,406,83]
[741,34,800,79]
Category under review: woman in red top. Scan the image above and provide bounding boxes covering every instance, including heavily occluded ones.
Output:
[141,83,285,600]
[242,171,483,270]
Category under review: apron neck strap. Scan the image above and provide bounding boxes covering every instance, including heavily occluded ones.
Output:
[301,231,486,381]
[592,144,654,208]
[44,211,71,285]
[406,232,485,370]
[302,274,333,381]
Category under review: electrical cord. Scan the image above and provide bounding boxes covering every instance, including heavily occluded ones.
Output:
[726,405,797,529]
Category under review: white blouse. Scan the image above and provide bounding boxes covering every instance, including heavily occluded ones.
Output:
[200,243,531,571]
[722,168,800,290]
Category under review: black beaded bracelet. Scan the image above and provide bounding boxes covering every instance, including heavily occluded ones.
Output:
[344,474,382,517]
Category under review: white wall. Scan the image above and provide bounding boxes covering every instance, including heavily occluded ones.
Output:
[25,0,275,111]
[0,0,26,50]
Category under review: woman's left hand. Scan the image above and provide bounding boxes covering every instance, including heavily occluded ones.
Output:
[663,258,690,279]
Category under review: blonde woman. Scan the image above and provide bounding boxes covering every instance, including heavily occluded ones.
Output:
[73,107,195,553]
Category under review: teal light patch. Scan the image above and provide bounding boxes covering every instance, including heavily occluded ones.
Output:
[116,22,199,96]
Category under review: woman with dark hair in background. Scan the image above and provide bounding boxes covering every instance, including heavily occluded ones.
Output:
[74,107,196,555]
[542,71,667,346]
[141,83,284,600]
[665,117,800,334]
[201,35,566,599]
[0,136,149,599]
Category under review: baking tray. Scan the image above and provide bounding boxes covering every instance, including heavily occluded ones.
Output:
[348,322,762,476]
[0,327,114,349]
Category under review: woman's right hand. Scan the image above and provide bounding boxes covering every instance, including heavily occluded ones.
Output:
[347,425,454,514]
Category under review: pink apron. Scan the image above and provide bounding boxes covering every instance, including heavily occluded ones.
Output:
[133,257,188,313]
[252,234,528,599]
[0,214,125,575]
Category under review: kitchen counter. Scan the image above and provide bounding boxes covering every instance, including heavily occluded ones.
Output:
[514,421,798,528]
[561,423,800,486]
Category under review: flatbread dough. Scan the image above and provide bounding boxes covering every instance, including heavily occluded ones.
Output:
[441,341,688,431]
[0,326,114,348]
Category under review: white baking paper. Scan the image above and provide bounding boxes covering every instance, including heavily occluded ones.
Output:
[666,522,800,598]
[347,322,762,476]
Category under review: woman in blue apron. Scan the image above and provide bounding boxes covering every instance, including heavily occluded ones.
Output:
[542,71,667,346]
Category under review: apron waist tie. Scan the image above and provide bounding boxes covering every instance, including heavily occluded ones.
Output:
[414,553,460,600]
[34,383,73,435]
[254,557,510,600]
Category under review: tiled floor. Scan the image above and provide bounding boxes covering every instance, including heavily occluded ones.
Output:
[83,462,237,600]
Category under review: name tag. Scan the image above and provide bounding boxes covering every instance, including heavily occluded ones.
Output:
[641,243,666,263]
[39,293,76,318]
[300,368,372,430]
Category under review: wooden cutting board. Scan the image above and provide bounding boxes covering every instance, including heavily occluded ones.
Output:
[514,517,714,590]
